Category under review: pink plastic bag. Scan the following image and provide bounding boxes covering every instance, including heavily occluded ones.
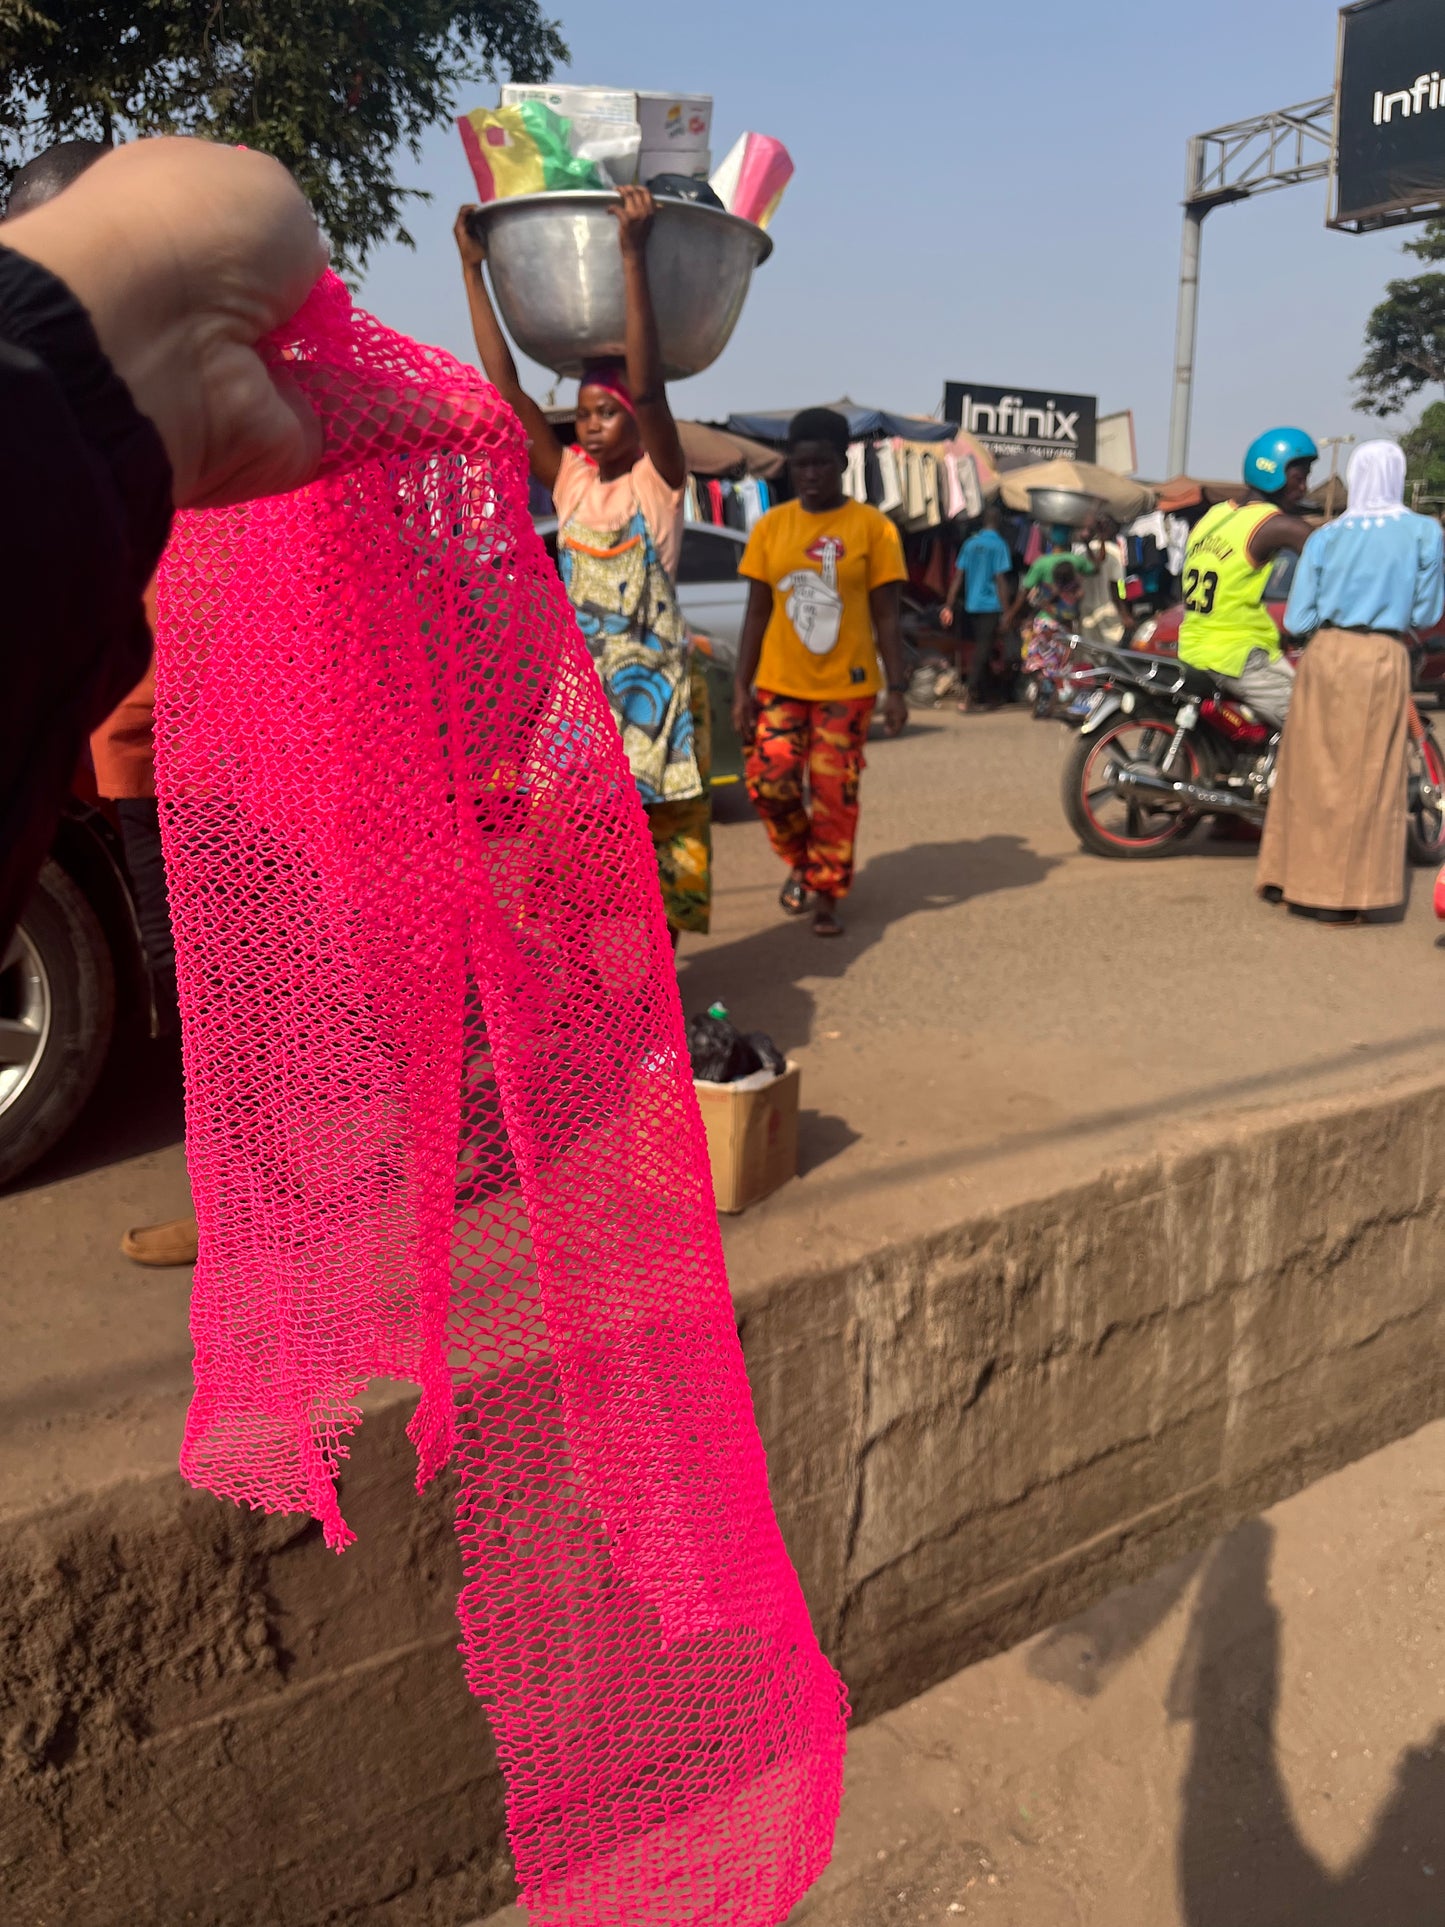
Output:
[710,133,794,229]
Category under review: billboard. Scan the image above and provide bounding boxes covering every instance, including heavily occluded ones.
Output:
[1333,0,1445,229]
[942,382,1097,466]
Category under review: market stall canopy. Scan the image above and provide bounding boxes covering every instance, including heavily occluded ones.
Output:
[680,420,784,478]
[725,398,956,446]
[998,458,1155,523]
[1155,475,1243,513]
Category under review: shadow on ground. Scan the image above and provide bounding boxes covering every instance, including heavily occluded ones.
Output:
[680,835,1059,1052]
[1172,1518,1445,1925]
[1033,1519,1445,1922]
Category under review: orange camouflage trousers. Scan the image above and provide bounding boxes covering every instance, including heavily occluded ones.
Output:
[745,691,874,900]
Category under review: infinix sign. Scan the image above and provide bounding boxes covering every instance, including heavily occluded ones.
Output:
[1334,0,1445,231]
[942,382,1098,465]
[1372,72,1445,123]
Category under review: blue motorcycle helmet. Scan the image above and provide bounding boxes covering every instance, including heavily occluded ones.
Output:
[1243,427,1319,495]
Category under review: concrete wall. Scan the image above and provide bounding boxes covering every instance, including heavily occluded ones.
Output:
[5,1083,1445,1924]
[744,1081,1445,1722]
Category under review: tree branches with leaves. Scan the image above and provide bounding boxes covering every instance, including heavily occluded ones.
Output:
[1354,217,1445,417]
[0,0,567,273]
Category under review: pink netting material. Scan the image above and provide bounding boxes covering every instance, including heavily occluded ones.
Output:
[151,273,846,1923]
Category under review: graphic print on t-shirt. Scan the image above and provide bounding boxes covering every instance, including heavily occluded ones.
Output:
[779,535,845,656]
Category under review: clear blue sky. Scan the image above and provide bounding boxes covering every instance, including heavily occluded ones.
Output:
[357,0,1425,480]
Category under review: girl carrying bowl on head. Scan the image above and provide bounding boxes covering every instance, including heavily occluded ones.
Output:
[455,184,711,945]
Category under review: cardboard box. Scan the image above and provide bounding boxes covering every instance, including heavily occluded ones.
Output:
[500,82,638,124]
[694,1063,799,1214]
[636,91,713,152]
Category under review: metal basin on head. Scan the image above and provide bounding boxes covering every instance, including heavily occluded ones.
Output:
[1027,486,1102,530]
[470,190,774,382]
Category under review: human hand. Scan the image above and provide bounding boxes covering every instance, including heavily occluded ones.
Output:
[610,183,656,257]
[732,684,759,746]
[937,605,955,630]
[454,205,486,269]
[4,137,328,509]
[883,689,909,737]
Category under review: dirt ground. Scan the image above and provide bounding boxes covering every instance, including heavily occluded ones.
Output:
[790,1415,1445,1927]
[692,703,1445,1278]
[7,704,1445,1924]
[7,702,1445,1508]
[473,1417,1445,1927]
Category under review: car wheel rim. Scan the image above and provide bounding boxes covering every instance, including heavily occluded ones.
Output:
[0,926,52,1117]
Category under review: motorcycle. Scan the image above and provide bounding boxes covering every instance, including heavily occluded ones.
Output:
[1060,642,1445,864]
[1026,634,1114,723]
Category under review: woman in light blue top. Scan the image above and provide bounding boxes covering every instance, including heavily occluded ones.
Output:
[1258,440,1445,924]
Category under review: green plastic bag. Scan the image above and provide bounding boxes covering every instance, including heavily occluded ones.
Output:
[458,99,607,201]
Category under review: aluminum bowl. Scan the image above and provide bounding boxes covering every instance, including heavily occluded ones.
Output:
[1027,486,1102,530]
[470,191,774,382]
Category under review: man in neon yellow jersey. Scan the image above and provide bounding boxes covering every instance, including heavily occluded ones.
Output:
[1177,428,1317,724]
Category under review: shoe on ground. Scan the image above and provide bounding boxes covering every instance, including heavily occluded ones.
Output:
[122,1216,199,1267]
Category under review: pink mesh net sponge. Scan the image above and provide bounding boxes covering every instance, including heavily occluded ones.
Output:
[151,273,847,1923]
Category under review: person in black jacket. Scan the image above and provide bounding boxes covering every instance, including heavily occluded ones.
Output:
[0,136,327,949]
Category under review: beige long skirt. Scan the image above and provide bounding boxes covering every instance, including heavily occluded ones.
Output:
[1256,627,1410,911]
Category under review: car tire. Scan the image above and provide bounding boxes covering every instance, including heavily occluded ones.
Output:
[0,860,116,1188]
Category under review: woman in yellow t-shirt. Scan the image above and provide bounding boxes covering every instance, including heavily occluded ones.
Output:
[735,409,908,937]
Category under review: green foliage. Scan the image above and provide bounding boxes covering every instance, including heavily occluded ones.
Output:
[0,0,567,273]
[1404,217,1445,265]
[1402,399,1445,497]
[1354,216,1445,417]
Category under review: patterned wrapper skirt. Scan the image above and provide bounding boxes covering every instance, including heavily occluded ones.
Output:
[648,662,713,934]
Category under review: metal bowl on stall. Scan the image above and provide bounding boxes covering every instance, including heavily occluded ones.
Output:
[1027,486,1102,529]
[468,191,774,382]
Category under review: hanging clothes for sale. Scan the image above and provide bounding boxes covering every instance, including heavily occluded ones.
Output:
[919,452,941,529]
[875,441,904,515]
[899,442,927,524]
[737,477,765,529]
[843,441,867,503]
[863,444,885,510]
[941,453,966,522]
[956,454,983,520]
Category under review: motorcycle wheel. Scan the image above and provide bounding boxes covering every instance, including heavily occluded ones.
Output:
[1063,718,1202,859]
[1407,725,1445,866]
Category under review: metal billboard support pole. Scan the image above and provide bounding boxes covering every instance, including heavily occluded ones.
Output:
[1168,176,1206,478]
[1165,98,1335,481]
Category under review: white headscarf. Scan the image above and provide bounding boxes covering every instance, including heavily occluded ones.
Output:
[1343,439,1408,521]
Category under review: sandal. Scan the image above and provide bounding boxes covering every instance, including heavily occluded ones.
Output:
[780,872,810,917]
[812,901,844,939]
